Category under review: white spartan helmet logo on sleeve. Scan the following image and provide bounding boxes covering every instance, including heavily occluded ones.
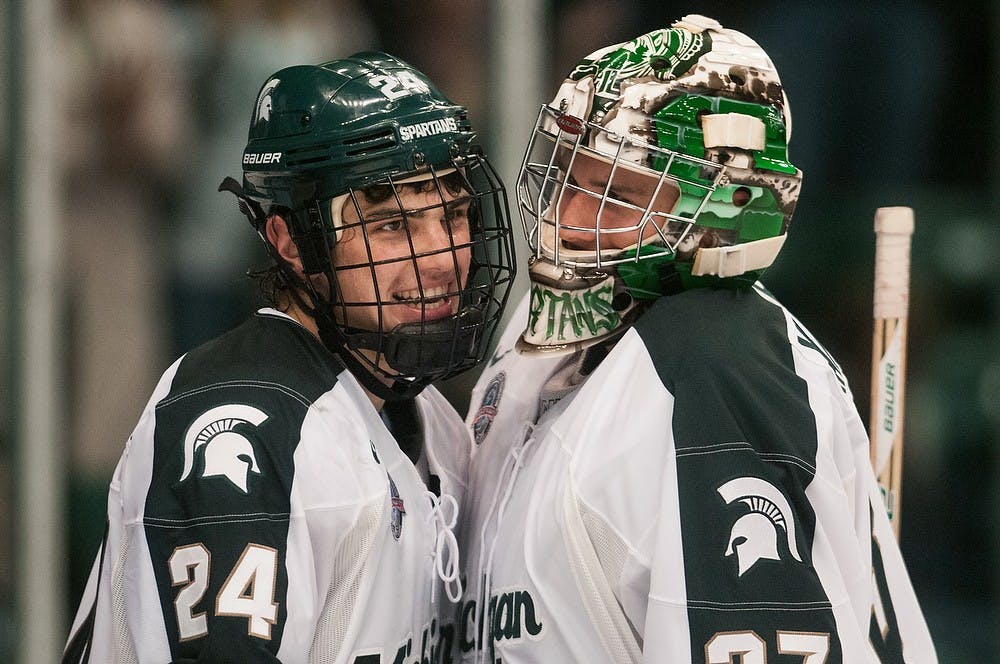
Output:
[180,405,268,494]
[717,477,803,577]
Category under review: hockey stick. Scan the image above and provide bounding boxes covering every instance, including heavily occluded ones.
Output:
[869,207,914,539]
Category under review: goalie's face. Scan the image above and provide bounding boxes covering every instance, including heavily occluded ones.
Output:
[554,150,680,255]
[332,173,473,338]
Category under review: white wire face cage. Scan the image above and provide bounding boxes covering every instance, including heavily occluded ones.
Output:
[515,105,732,271]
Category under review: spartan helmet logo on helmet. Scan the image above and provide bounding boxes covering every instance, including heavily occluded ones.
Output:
[717,476,803,577]
[180,404,269,494]
[255,78,280,123]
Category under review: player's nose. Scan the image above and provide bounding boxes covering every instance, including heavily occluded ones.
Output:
[556,189,600,250]
[410,216,463,270]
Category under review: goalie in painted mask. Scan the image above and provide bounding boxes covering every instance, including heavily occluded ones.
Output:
[516,14,800,353]
[459,16,936,664]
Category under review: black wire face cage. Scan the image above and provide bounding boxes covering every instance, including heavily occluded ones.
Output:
[317,154,516,395]
[516,105,729,270]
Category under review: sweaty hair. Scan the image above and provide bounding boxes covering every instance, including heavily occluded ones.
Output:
[357,170,467,206]
[248,263,288,308]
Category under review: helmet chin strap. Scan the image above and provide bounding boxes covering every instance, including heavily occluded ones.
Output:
[293,274,432,403]
[312,308,432,403]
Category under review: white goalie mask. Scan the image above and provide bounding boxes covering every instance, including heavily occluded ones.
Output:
[515,15,802,355]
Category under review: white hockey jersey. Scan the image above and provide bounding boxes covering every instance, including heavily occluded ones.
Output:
[64,309,467,664]
[459,286,936,663]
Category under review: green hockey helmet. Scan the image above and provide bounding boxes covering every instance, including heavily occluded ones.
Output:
[241,52,477,227]
[224,52,516,400]
[516,15,802,354]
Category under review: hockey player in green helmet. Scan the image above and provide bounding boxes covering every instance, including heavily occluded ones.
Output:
[64,53,515,663]
[232,52,515,403]
[460,16,936,663]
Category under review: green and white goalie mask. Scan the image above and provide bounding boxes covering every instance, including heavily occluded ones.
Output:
[516,14,802,354]
[229,52,517,400]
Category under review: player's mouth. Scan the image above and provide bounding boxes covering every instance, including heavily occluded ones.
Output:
[391,284,457,321]
[561,238,597,251]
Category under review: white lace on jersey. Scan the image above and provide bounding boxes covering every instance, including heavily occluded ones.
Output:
[425,490,463,603]
[474,422,538,664]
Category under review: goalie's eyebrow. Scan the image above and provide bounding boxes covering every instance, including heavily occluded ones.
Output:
[571,170,656,201]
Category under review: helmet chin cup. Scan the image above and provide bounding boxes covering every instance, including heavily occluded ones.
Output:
[346,308,484,377]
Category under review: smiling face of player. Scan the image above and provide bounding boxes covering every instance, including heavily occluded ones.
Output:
[554,149,680,253]
[332,173,472,337]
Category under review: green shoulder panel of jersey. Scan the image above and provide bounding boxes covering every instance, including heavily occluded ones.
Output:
[144,312,346,658]
[633,286,843,661]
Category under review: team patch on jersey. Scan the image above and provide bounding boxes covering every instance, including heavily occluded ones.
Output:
[717,476,803,576]
[472,372,505,445]
[389,474,405,539]
[179,404,268,494]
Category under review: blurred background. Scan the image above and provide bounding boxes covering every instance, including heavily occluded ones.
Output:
[2,1,997,661]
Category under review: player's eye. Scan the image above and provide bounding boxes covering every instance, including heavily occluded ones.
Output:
[607,188,627,202]
[445,200,470,220]
[367,215,406,233]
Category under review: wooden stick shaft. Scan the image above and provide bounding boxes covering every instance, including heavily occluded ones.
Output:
[869,318,885,471]
[870,207,914,540]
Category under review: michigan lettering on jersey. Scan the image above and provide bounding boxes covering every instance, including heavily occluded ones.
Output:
[351,618,455,664]
[459,586,544,657]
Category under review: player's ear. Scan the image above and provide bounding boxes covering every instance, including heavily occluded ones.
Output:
[265,214,303,273]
